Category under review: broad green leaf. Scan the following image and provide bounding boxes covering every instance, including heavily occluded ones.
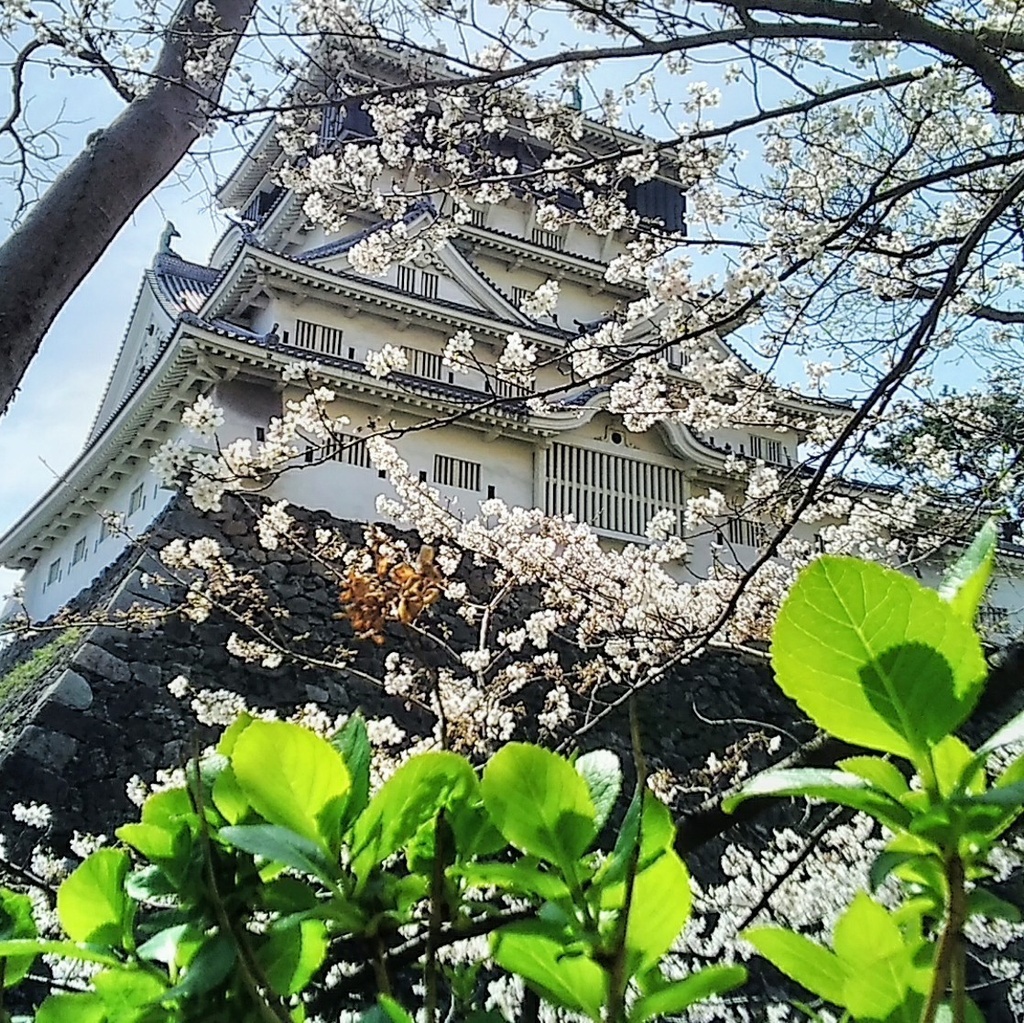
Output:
[931,735,984,797]
[0,939,120,965]
[169,932,235,1000]
[482,744,597,871]
[92,969,167,1018]
[35,993,107,1023]
[869,850,920,891]
[722,768,912,829]
[332,712,372,829]
[624,849,692,972]
[967,888,1021,922]
[0,888,38,986]
[575,750,621,832]
[629,965,748,1023]
[745,927,847,1005]
[57,849,131,945]
[833,895,915,1018]
[216,713,255,756]
[838,756,909,799]
[772,557,987,757]
[939,519,998,623]
[351,751,477,884]
[220,824,339,885]
[231,720,351,851]
[456,862,571,901]
[212,764,249,825]
[137,923,197,967]
[259,919,328,996]
[141,787,194,830]
[361,997,416,1023]
[116,822,185,863]
[492,922,607,1019]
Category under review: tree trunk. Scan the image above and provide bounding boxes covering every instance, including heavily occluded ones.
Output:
[0,0,256,414]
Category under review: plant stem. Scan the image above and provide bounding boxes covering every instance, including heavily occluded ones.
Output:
[919,853,967,1023]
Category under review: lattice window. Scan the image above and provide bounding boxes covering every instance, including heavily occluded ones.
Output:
[421,271,439,300]
[128,483,146,516]
[294,319,345,358]
[531,227,565,251]
[397,265,416,292]
[726,517,768,548]
[433,454,481,491]
[491,377,531,398]
[305,435,373,469]
[407,349,448,382]
[72,537,87,566]
[747,434,783,463]
[470,207,487,228]
[544,444,686,538]
[511,286,530,309]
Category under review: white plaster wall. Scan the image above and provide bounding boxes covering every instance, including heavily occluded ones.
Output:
[25,468,175,620]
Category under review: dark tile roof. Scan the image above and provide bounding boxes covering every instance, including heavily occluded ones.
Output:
[151,252,222,315]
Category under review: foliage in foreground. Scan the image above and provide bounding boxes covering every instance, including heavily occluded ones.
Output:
[0,525,1022,1022]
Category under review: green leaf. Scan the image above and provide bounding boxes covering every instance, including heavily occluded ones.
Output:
[0,888,38,987]
[979,705,1024,757]
[137,923,196,967]
[833,895,914,1018]
[169,932,235,1001]
[212,764,249,825]
[629,965,747,1023]
[722,768,911,829]
[967,888,1021,922]
[745,927,848,1005]
[57,849,131,945]
[939,518,998,623]
[492,921,607,1020]
[0,940,120,965]
[838,756,909,799]
[361,997,416,1023]
[35,993,107,1023]
[771,557,987,757]
[259,919,328,996]
[482,744,597,872]
[931,735,984,797]
[92,969,168,1019]
[231,720,351,852]
[624,849,692,973]
[575,750,621,832]
[332,712,372,829]
[220,824,339,885]
[351,751,478,884]
[116,822,186,864]
[456,862,571,901]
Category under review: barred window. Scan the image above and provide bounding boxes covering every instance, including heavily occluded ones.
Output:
[747,434,783,463]
[406,348,449,382]
[128,483,146,516]
[726,517,768,548]
[294,319,345,358]
[433,454,481,491]
[544,444,685,538]
[511,286,530,309]
[397,265,416,292]
[421,271,439,300]
[470,207,487,228]
[531,227,565,251]
[305,435,373,469]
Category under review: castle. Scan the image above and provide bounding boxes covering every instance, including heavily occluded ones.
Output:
[2,51,1022,630]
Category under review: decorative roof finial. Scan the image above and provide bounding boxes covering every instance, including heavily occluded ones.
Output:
[159,221,180,255]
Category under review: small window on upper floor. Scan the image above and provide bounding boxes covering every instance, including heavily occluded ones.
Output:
[530,227,565,251]
[470,207,487,228]
[46,558,62,587]
[421,271,439,300]
[433,454,481,491]
[747,434,783,464]
[511,286,530,310]
[128,483,146,517]
[72,537,87,566]
[397,265,416,292]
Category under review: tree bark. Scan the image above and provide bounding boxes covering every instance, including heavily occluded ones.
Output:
[0,0,256,415]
